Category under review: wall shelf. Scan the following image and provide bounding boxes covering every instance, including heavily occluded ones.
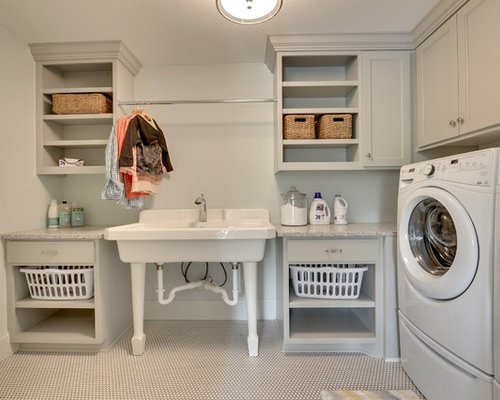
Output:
[283,139,360,148]
[44,140,108,148]
[30,40,140,175]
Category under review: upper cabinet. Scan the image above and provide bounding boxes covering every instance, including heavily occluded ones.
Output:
[266,36,411,172]
[416,0,500,149]
[30,41,141,175]
[361,51,411,168]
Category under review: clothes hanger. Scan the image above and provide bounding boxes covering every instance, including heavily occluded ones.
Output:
[131,108,157,129]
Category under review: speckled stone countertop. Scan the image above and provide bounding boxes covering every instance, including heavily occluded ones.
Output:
[275,222,396,237]
[1,226,109,240]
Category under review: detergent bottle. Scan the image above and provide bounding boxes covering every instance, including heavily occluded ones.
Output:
[309,192,330,225]
[333,194,348,225]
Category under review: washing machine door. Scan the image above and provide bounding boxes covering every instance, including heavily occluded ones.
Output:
[399,186,478,299]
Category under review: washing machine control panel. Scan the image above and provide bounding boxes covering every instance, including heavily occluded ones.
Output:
[400,150,495,186]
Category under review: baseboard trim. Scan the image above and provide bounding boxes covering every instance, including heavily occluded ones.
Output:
[0,331,15,361]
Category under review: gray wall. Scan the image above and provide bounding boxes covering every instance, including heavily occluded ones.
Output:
[0,26,60,359]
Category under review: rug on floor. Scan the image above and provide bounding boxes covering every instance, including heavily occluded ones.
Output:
[321,390,421,400]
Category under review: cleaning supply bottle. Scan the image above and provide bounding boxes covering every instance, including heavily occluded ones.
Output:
[71,201,84,227]
[333,194,348,225]
[58,200,71,228]
[47,199,59,228]
[309,192,330,225]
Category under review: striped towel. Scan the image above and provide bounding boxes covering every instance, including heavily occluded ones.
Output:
[101,123,144,209]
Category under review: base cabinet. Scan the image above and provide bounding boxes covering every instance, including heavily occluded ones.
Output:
[279,236,397,359]
[5,238,131,351]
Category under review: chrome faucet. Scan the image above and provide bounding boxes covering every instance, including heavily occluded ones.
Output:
[194,194,207,222]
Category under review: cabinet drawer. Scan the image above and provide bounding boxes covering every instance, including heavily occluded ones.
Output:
[287,238,379,262]
[6,241,94,264]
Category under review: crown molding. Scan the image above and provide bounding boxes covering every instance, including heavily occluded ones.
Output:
[29,40,142,76]
[265,33,413,71]
[411,0,468,47]
[265,0,470,71]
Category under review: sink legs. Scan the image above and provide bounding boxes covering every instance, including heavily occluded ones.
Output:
[243,261,258,356]
[127,260,259,357]
[130,262,146,355]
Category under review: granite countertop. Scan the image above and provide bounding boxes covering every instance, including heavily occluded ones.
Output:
[275,222,396,237]
[2,222,397,240]
[1,226,109,240]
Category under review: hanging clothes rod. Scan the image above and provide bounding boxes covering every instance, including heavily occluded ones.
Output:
[118,98,276,106]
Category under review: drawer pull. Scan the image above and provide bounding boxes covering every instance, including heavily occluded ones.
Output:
[325,248,343,254]
[40,249,58,257]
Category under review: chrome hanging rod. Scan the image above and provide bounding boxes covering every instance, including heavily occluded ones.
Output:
[118,97,276,106]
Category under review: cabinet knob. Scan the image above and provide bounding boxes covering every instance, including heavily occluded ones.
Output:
[457,117,465,125]
[325,248,343,254]
[449,120,457,127]
[366,153,372,159]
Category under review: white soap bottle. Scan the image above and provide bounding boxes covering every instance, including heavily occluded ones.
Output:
[333,194,348,225]
[309,192,330,225]
[47,199,59,228]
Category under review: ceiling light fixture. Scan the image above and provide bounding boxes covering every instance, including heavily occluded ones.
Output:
[216,0,283,25]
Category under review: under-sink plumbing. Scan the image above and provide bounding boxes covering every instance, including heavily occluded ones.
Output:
[155,262,240,306]
[194,194,207,222]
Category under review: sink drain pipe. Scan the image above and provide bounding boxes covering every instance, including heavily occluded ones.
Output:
[156,262,240,306]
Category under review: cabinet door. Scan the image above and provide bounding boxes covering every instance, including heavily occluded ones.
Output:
[361,51,411,167]
[416,16,459,148]
[457,0,500,135]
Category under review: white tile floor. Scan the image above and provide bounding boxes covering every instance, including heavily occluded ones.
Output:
[0,320,423,399]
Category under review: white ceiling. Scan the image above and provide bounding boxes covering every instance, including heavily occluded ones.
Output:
[0,0,441,66]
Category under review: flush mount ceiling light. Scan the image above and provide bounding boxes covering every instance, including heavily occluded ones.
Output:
[216,0,283,24]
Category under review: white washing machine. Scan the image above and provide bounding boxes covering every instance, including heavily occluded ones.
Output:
[397,148,500,400]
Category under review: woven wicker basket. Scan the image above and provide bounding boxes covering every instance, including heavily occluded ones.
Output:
[318,114,352,139]
[52,93,112,115]
[283,115,315,140]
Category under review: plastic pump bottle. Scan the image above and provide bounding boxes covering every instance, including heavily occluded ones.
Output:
[309,192,330,225]
[47,199,59,228]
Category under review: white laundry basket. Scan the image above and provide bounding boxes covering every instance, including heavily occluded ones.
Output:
[20,266,94,300]
[289,263,367,299]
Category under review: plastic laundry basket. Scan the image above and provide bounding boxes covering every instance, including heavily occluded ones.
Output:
[289,263,367,299]
[20,265,94,300]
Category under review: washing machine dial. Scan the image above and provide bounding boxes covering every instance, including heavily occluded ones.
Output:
[423,163,435,176]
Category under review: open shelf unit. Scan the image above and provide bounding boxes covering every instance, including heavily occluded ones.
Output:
[30,41,141,175]
[6,240,100,346]
[4,237,132,352]
[280,237,384,355]
[276,52,362,171]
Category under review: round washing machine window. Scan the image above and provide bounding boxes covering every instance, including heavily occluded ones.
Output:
[408,198,457,275]
[399,187,478,299]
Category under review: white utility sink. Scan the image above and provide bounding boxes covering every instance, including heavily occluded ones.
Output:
[105,208,275,262]
[104,208,276,357]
